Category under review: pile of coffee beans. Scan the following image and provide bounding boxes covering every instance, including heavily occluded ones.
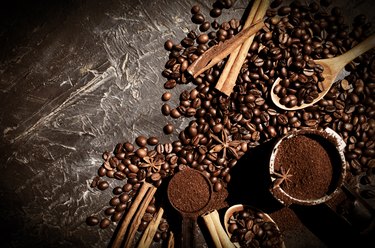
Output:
[227,206,283,247]
[86,0,374,246]
[272,60,325,107]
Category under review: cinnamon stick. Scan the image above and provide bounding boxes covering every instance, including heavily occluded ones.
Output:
[168,231,175,248]
[187,20,264,78]
[136,207,164,248]
[123,185,157,248]
[218,0,270,95]
[215,0,262,93]
[202,211,223,248]
[111,182,156,248]
[202,210,235,248]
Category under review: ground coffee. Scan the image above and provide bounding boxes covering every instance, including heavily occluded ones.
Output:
[168,169,211,213]
[274,134,337,200]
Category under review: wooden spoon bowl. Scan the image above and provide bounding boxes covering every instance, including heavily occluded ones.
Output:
[224,204,285,248]
[271,33,375,111]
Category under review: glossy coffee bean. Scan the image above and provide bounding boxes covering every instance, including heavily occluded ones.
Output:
[86,216,99,226]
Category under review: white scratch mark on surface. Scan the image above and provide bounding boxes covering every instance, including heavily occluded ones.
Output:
[56,143,77,151]
[10,66,116,143]
[120,53,129,75]
[60,77,73,87]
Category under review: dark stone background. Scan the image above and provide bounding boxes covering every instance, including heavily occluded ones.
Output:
[0,0,374,247]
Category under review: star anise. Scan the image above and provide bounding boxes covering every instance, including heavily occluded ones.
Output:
[272,166,293,189]
[210,129,242,159]
[139,155,164,173]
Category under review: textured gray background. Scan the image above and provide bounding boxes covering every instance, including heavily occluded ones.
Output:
[0,0,374,247]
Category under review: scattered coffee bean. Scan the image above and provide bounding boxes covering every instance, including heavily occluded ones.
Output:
[86,216,99,226]
[99,218,111,229]
[191,5,200,14]
[210,8,222,18]
[136,136,147,147]
[97,181,109,190]
[162,92,172,101]
[163,124,174,134]
[147,137,159,146]
[192,13,205,24]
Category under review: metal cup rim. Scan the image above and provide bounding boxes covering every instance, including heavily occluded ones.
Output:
[269,128,347,206]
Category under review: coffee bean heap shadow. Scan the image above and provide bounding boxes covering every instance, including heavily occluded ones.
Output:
[292,204,364,248]
[226,139,283,212]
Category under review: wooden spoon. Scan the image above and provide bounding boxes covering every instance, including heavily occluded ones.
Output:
[167,168,213,248]
[223,204,285,248]
[271,33,375,111]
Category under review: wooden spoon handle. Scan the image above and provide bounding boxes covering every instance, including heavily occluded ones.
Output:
[181,217,197,248]
[335,33,375,69]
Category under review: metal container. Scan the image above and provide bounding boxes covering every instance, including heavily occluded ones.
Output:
[269,128,347,206]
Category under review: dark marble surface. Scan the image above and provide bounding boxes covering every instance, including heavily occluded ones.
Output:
[0,0,374,247]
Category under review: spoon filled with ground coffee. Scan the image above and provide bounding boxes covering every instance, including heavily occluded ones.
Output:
[167,168,213,248]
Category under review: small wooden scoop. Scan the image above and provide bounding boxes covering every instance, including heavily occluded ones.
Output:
[167,168,213,248]
[223,204,285,248]
[271,33,375,110]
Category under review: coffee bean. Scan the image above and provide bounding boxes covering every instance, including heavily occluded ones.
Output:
[210,8,222,18]
[187,126,198,138]
[113,186,123,195]
[115,203,127,212]
[106,170,115,178]
[100,218,111,229]
[214,181,223,192]
[136,136,147,147]
[276,114,288,125]
[170,108,181,118]
[200,21,211,32]
[164,143,173,154]
[267,126,277,137]
[98,181,109,190]
[110,196,120,206]
[197,34,209,44]
[191,4,200,14]
[156,144,164,154]
[192,13,205,24]
[164,79,176,89]
[86,216,99,226]
[147,137,159,146]
[278,6,291,16]
[213,123,223,133]
[104,207,116,216]
[255,98,265,106]
[164,40,173,51]
[119,193,130,203]
[154,232,162,242]
[111,212,123,222]
[181,37,194,48]
[162,92,172,101]
[136,148,148,158]
[164,124,174,134]
[124,142,134,152]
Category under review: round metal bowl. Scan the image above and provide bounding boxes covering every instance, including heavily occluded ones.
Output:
[269,128,347,206]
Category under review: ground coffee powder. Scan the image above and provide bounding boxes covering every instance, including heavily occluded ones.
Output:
[274,134,337,200]
[168,169,211,213]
